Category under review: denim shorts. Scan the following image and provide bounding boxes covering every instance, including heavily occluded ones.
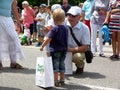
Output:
[50,51,66,73]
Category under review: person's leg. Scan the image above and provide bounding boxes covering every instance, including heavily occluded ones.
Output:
[0,60,2,70]
[116,32,120,59]
[36,25,41,47]
[90,23,98,55]
[29,23,34,45]
[98,26,105,57]
[54,72,59,85]
[59,52,66,85]
[72,53,85,74]
[32,21,37,42]
[51,52,59,86]
[8,19,25,68]
[110,32,117,59]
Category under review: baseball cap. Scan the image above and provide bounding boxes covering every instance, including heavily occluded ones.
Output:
[67,6,82,16]
[40,4,46,7]
[51,4,61,12]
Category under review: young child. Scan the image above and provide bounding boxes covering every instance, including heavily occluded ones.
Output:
[40,8,68,86]
[21,23,31,45]
[35,4,47,47]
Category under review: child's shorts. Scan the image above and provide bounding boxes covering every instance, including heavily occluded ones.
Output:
[37,25,44,37]
[50,51,66,73]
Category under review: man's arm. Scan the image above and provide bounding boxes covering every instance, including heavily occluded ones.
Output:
[68,45,89,53]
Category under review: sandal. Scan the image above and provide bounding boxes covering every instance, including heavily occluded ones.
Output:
[0,63,3,70]
[10,63,23,69]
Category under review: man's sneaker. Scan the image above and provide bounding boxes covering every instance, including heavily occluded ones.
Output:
[99,54,105,57]
[36,42,41,47]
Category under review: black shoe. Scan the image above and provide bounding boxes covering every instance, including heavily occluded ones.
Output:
[75,67,83,74]
[99,54,105,57]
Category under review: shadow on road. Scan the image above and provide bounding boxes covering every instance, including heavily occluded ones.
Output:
[0,86,21,90]
[65,71,106,79]
[0,67,35,74]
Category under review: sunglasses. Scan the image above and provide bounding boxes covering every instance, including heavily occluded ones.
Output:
[67,14,78,18]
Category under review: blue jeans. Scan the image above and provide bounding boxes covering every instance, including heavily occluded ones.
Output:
[50,51,66,73]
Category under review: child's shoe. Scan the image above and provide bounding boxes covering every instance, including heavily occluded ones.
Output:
[59,80,65,86]
[55,81,60,87]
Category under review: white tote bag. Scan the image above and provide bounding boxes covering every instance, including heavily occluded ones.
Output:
[35,52,54,88]
[65,52,73,75]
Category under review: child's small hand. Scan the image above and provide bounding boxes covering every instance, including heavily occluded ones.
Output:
[40,46,43,51]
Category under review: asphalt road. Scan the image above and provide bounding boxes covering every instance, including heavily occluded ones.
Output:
[0,43,120,90]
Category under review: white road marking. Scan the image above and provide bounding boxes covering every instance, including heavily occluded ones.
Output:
[81,84,120,90]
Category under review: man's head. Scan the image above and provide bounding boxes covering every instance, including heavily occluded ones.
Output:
[52,8,65,25]
[67,6,82,27]
[39,4,46,13]
[62,0,69,7]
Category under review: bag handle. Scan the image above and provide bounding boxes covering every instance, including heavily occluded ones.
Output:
[68,26,82,46]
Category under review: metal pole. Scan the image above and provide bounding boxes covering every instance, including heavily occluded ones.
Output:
[48,0,50,6]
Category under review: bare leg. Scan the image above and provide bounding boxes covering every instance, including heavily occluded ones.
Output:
[117,32,120,56]
[111,32,117,55]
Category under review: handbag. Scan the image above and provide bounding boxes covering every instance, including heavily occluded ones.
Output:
[35,51,54,88]
[68,26,93,63]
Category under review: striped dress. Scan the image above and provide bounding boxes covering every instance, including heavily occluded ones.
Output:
[109,0,120,32]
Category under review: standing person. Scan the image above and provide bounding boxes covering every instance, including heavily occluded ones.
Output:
[45,5,52,26]
[81,0,94,34]
[62,0,71,16]
[35,4,47,47]
[40,8,68,86]
[66,6,90,74]
[104,0,120,60]
[90,0,110,57]
[32,6,39,43]
[0,0,25,70]
[43,4,62,57]
[79,2,84,8]
[21,1,35,45]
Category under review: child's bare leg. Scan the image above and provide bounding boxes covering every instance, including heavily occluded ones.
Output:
[54,72,59,86]
[60,72,65,85]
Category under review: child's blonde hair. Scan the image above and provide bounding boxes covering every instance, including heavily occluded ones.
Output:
[52,8,65,25]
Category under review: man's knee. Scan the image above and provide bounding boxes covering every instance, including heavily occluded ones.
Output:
[72,53,85,63]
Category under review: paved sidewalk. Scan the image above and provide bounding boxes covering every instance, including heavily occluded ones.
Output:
[0,43,120,90]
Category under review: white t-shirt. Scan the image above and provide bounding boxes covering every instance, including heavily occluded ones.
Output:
[36,12,46,26]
